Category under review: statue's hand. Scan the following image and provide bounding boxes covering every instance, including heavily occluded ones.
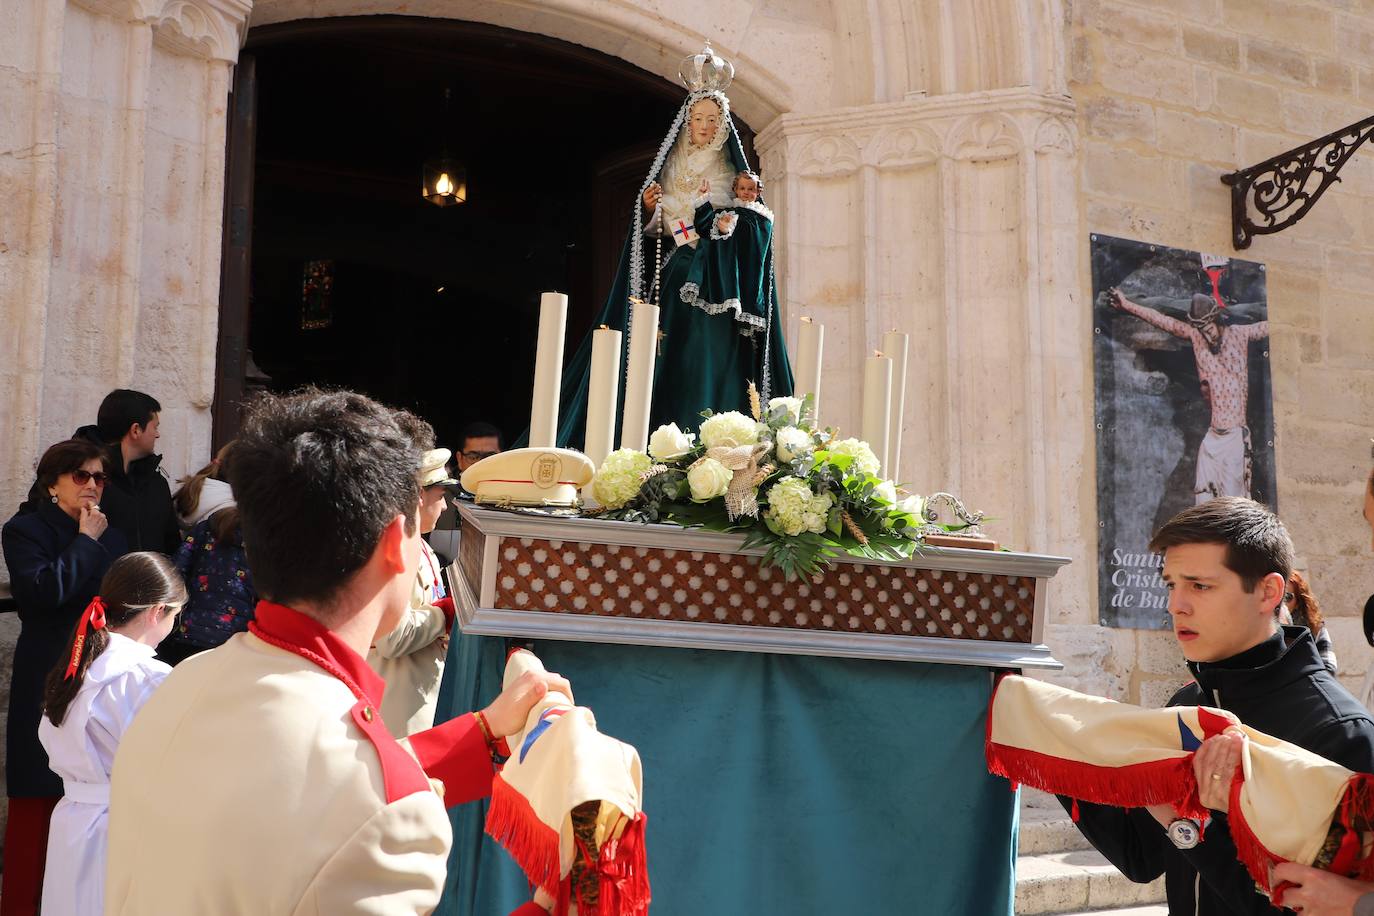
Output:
[642,182,662,211]
[698,178,710,196]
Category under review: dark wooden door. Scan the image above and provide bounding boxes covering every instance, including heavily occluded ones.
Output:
[212,53,257,450]
[578,142,656,334]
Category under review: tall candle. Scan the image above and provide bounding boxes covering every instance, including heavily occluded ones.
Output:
[621,298,660,451]
[861,350,893,479]
[529,292,568,448]
[793,317,824,422]
[881,329,910,483]
[584,326,622,471]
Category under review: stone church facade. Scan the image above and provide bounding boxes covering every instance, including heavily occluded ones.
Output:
[3,0,1374,771]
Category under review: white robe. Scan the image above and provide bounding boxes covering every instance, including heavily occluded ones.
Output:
[37,633,169,916]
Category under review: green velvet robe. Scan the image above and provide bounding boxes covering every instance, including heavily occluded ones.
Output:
[681,201,773,339]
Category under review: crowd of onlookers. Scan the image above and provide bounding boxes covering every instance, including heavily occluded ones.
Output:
[0,388,506,915]
[8,386,1374,916]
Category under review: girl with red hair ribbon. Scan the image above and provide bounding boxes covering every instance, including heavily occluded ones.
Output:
[37,553,186,916]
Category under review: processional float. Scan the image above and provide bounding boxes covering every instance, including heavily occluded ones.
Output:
[436,45,1066,916]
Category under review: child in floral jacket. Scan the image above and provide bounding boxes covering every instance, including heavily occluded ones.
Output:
[164,508,256,664]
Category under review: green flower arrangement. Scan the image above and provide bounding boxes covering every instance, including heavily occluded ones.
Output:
[588,387,967,580]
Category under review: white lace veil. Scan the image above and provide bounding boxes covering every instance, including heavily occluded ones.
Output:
[627,89,752,302]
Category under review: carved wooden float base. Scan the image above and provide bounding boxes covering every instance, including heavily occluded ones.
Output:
[453,505,1067,670]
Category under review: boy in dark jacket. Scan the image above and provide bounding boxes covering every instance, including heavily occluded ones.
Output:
[1062,497,1374,915]
[73,389,180,554]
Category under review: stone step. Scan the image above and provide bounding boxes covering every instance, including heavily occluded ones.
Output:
[1019,787,1092,856]
[1014,849,1166,915]
[1022,816,1093,856]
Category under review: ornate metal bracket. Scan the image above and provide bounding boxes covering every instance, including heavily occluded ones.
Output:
[1221,113,1374,249]
[916,492,988,540]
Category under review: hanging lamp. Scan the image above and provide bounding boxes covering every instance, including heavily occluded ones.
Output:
[422,88,466,207]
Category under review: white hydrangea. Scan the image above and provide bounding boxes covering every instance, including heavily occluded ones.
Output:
[699,411,760,449]
[767,396,804,427]
[686,457,732,502]
[765,476,833,537]
[648,422,695,461]
[774,426,815,464]
[592,448,651,509]
[827,438,881,477]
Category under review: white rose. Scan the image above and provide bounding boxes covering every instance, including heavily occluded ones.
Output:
[873,480,898,505]
[893,494,926,539]
[896,493,924,518]
[775,426,814,464]
[767,396,804,426]
[686,457,733,502]
[699,411,760,449]
[648,422,695,461]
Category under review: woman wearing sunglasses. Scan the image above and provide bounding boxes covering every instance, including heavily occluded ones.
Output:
[1,439,127,916]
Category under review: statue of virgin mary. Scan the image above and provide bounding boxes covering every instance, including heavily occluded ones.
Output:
[551,45,794,446]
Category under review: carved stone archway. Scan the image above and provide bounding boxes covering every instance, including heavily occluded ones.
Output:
[247,0,805,130]
[2,0,1085,618]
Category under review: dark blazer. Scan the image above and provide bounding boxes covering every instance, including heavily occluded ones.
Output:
[2,501,126,796]
[1062,627,1374,915]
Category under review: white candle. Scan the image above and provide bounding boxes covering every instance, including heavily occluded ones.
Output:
[793,317,823,422]
[881,329,909,483]
[621,298,660,451]
[584,326,622,470]
[529,292,568,448]
[861,350,892,478]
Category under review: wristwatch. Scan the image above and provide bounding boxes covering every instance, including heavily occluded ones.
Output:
[1167,817,1204,849]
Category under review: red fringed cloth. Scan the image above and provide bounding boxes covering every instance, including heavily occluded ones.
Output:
[486,650,650,916]
[986,675,1374,899]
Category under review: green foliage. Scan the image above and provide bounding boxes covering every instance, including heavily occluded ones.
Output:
[740,528,841,581]
[593,411,974,577]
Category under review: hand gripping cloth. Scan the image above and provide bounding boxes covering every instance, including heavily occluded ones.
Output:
[985,675,1374,898]
[486,650,650,916]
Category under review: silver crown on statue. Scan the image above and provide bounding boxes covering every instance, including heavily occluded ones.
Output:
[679,42,734,93]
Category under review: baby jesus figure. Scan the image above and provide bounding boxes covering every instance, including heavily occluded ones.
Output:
[679,171,776,339]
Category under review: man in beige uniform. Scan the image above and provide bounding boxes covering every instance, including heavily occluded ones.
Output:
[106,390,563,915]
[370,447,458,735]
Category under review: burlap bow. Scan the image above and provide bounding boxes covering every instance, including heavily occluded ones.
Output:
[696,442,774,521]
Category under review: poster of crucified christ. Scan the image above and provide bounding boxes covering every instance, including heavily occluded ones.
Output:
[1091,234,1276,629]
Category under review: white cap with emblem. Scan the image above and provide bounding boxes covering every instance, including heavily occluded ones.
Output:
[459,447,595,507]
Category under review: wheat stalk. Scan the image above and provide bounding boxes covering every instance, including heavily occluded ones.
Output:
[841,510,869,547]
[639,464,670,482]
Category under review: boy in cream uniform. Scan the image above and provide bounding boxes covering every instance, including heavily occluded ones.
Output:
[369,447,458,736]
[105,390,563,916]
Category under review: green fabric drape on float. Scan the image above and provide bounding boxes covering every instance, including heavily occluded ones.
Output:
[434,634,1018,916]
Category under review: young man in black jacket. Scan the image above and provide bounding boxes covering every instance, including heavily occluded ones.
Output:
[1063,496,1374,915]
[73,389,180,554]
